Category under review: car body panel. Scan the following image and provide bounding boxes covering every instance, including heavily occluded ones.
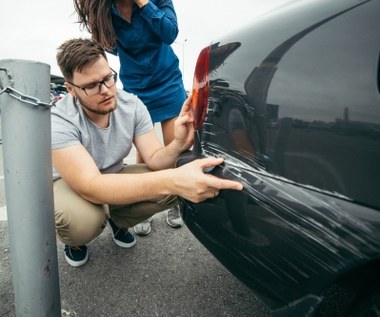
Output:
[178,0,380,314]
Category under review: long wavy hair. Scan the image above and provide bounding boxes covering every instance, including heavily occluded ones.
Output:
[73,0,116,51]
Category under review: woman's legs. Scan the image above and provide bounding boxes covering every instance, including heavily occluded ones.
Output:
[160,116,176,146]
[159,117,184,228]
[134,117,183,233]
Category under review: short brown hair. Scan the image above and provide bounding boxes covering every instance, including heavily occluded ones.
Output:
[56,38,108,82]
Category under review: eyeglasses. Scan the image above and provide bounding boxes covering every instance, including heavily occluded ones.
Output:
[68,69,118,96]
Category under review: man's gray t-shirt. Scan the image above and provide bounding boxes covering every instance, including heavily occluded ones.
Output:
[51,89,153,179]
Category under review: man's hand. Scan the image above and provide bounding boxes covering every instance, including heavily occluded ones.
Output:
[171,157,244,203]
[173,94,194,151]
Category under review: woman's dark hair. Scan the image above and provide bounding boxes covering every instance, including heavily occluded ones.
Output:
[73,0,116,51]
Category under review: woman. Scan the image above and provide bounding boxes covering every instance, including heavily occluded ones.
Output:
[74,0,186,234]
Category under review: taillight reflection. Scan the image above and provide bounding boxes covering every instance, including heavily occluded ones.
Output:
[192,46,210,130]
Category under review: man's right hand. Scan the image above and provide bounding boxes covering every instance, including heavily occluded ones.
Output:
[171,157,244,203]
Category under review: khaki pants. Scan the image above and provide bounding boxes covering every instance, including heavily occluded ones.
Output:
[54,164,178,246]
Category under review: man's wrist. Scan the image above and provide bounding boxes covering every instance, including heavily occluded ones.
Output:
[166,139,185,157]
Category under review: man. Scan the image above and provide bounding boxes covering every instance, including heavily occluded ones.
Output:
[52,38,243,267]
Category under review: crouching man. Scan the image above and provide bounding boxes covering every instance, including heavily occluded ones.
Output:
[52,38,243,267]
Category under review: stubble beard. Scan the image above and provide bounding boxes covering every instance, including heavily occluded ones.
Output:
[77,94,117,115]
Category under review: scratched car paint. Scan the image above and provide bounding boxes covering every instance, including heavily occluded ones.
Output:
[177,0,380,316]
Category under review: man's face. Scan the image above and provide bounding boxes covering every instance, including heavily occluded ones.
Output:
[66,56,117,117]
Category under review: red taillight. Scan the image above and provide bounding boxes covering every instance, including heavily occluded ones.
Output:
[192,46,210,130]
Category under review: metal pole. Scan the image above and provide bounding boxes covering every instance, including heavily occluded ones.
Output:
[0,59,61,316]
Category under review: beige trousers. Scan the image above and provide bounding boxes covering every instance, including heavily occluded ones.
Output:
[54,164,178,246]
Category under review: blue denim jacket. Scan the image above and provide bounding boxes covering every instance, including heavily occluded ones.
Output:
[111,0,186,122]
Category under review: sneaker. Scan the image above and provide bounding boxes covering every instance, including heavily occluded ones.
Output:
[165,205,184,228]
[133,217,153,236]
[64,244,88,267]
[108,218,136,248]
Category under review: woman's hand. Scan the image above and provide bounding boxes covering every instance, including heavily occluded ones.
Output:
[134,0,149,8]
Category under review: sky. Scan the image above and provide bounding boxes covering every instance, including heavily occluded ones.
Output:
[0,0,292,90]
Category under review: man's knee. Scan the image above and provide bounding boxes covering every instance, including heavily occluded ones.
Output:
[55,206,108,246]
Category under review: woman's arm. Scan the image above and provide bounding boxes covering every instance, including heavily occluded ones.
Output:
[136,0,179,44]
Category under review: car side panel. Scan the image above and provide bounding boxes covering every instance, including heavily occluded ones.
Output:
[205,0,380,209]
[180,0,380,313]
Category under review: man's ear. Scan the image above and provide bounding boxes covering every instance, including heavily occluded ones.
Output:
[65,82,76,97]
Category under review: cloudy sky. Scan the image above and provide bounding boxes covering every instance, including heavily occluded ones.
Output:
[0,0,292,90]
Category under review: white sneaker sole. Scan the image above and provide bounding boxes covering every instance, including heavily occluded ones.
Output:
[64,252,89,267]
[166,213,184,228]
[133,217,153,236]
[112,236,137,248]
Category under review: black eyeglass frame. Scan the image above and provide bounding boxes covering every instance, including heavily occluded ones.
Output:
[67,69,118,96]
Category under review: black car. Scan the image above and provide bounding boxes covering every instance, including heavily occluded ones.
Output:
[177,0,380,316]
[50,74,67,101]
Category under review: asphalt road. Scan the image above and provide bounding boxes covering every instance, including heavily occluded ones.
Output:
[1,213,271,317]
[0,132,271,316]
